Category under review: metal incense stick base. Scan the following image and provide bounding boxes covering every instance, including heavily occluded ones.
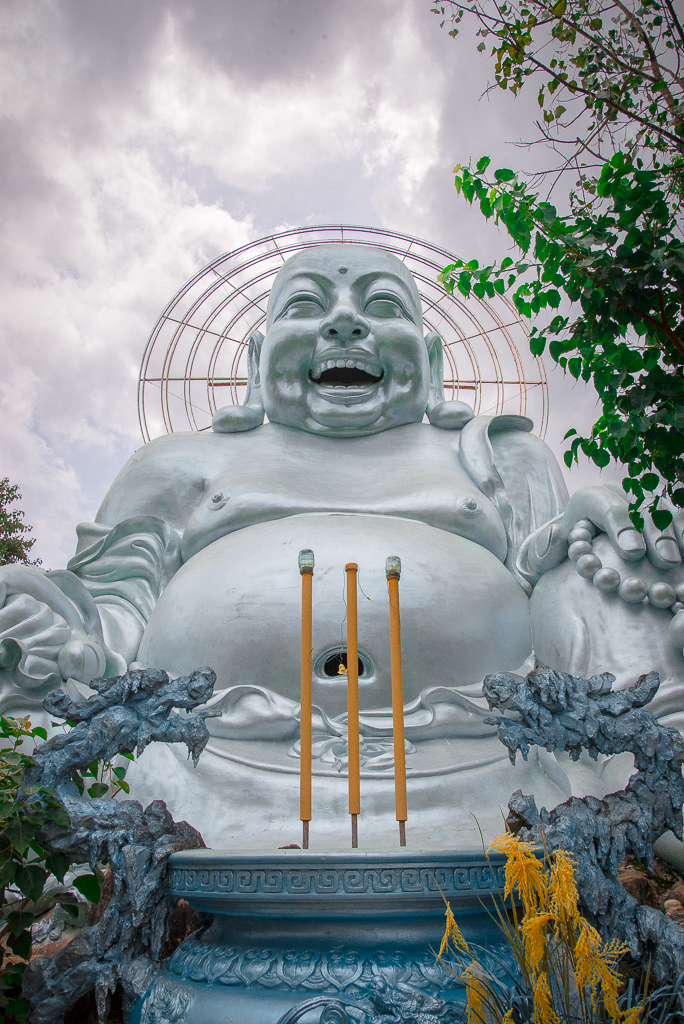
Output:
[132,848,511,1024]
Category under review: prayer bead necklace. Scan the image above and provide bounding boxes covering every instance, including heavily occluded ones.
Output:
[568,518,684,656]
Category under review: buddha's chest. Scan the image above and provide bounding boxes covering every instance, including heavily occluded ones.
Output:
[181,433,507,563]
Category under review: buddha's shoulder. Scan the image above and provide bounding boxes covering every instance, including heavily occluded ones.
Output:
[124,424,291,474]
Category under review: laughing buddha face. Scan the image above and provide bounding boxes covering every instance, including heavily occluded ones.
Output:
[256,245,432,436]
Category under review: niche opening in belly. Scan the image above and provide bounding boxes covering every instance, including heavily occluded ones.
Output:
[323,652,366,677]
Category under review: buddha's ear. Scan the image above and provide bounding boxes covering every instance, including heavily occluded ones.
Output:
[424,331,474,430]
[212,330,265,433]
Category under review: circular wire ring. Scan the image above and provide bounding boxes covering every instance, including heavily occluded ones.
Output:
[138,224,549,441]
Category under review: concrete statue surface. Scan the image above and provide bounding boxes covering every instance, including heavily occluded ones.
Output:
[2,242,684,850]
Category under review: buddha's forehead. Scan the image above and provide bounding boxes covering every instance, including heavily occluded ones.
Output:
[266,245,423,325]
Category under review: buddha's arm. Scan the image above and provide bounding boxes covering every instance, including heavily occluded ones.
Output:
[458,415,569,588]
[65,433,211,666]
[0,435,222,701]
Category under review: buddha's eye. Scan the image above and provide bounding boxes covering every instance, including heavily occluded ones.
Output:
[364,296,406,319]
[280,295,325,319]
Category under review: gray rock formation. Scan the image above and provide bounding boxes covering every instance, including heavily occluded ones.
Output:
[23,667,218,1024]
[483,667,684,981]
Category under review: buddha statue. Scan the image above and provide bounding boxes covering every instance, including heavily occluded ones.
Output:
[2,243,683,850]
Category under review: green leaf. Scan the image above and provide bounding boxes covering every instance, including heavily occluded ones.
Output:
[476,156,492,173]
[45,803,71,829]
[4,818,36,856]
[651,508,673,530]
[15,864,48,903]
[640,473,660,491]
[45,852,70,884]
[592,449,611,468]
[7,929,31,960]
[0,858,18,887]
[73,873,101,904]
[87,782,109,800]
[112,766,127,780]
[5,995,29,1018]
[551,0,566,15]
[6,912,33,936]
[494,168,516,182]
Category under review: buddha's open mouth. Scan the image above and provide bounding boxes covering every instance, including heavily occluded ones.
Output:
[310,359,383,388]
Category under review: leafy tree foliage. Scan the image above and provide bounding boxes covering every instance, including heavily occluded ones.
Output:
[432,0,684,528]
[0,482,39,567]
[0,717,132,1022]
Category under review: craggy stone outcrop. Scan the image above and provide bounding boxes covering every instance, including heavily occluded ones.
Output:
[483,667,684,981]
[23,667,218,1024]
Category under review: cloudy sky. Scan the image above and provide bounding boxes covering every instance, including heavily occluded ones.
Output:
[0,0,609,568]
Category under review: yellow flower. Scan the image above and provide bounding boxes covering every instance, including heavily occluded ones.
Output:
[463,961,494,1024]
[489,832,548,916]
[548,849,580,930]
[575,922,630,1019]
[437,901,470,960]
[532,972,561,1024]
[521,912,555,972]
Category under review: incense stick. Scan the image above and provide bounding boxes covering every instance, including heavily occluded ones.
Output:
[345,562,360,848]
[298,549,314,849]
[386,556,407,846]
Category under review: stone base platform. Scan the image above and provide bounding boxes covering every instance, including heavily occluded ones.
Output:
[132,849,512,1024]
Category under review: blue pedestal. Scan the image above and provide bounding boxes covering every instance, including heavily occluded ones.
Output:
[133,850,511,1024]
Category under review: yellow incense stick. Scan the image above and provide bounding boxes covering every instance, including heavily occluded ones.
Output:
[345,562,360,848]
[386,556,407,846]
[298,549,314,849]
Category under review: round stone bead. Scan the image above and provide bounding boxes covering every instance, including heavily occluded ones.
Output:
[676,583,684,604]
[568,540,593,562]
[670,610,684,648]
[593,567,620,593]
[618,577,649,603]
[648,582,677,609]
[573,518,596,537]
[568,527,593,545]
[576,553,602,579]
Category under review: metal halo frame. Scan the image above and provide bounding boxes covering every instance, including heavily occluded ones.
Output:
[138,224,549,442]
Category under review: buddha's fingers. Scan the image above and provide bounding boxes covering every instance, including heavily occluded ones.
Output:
[563,485,646,563]
[657,494,684,559]
[517,518,569,578]
[642,516,681,570]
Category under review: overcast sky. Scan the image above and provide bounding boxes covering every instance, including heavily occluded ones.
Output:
[0,0,610,568]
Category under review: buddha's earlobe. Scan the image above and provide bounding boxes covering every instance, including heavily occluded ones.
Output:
[212,331,266,433]
[424,331,474,430]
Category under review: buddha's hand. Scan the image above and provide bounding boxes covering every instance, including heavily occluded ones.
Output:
[0,567,107,691]
[517,484,684,582]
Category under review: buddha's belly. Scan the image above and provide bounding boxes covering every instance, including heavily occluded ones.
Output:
[138,514,531,716]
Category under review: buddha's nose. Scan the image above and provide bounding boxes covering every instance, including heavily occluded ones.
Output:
[320,303,370,344]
